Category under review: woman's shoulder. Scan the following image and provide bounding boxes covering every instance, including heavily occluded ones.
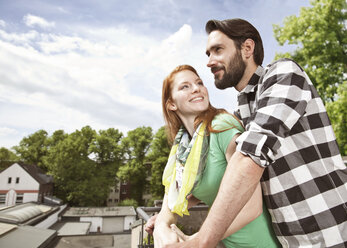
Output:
[212,113,244,132]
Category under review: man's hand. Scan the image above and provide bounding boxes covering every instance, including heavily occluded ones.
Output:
[165,235,200,248]
[153,223,180,248]
[145,214,158,235]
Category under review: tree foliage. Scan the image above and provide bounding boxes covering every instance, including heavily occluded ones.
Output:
[118,198,139,209]
[117,126,153,205]
[273,0,347,155]
[13,130,49,171]
[0,147,18,171]
[273,0,346,102]
[147,127,170,199]
[43,126,125,206]
[326,83,347,155]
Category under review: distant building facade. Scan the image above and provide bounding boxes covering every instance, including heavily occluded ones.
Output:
[107,181,121,207]
[0,162,53,206]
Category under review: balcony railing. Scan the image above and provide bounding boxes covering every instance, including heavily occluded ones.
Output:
[135,205,209,248]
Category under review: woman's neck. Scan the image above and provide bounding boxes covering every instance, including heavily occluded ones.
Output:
[179,115,196,137]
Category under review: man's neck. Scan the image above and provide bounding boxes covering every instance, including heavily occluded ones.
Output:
[235,62,258,92]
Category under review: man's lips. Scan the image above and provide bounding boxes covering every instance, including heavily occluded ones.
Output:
[211,67,223,75]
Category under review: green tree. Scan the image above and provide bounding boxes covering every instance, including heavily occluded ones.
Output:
[89,128,124,192]
[118,198,139,209]
[13,130,49,171]
[45,126,112,206]
[147,127,170,200]
[273,0,346,102]
[273,0,347,154]
[0,147,18,171]
[326,83,347,155]
[117,126,153,205]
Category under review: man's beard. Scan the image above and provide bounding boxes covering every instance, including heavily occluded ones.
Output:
[214,50,246,90]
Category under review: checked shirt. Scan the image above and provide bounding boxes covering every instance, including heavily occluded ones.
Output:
[235,58,347,247]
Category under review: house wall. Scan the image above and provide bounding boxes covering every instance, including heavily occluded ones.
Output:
[80,217,103,233]
[0,163,40,206]
[35,204,68,229]
[103,217,123,233]
[124,216,136,231]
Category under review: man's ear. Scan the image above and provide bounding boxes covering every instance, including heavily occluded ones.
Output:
[167,100,177,111]
[241,39,255,59]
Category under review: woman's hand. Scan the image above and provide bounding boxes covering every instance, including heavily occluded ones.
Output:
[153,223,180,248]
[145,214,158,235]
[170,224,197,242]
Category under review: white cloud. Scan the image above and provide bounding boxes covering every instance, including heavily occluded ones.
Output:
[23,14,55,29]
[0,20,5,28]
[0,21,239,149]
[0,127,18,136]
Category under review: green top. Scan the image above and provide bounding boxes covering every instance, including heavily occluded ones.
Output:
[192,114,280,248]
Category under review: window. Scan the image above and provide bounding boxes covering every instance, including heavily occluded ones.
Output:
[16,177,20,184]
[108,199,113,203]
[121,189,127,194]
[114,199,118,203]
[16,194,23,204]
[0,194,6,204]
[8,177,12,184]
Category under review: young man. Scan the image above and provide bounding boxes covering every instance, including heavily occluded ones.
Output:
[168,18,347,248]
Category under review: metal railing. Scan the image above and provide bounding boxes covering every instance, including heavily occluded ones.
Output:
[136,205,209,248]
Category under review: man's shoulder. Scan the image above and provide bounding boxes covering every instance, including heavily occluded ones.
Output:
[264,58,304,75]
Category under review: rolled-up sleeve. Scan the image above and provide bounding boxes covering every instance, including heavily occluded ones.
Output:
[236,60,312,167]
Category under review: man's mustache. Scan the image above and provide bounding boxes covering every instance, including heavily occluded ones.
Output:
[211,66,224,74]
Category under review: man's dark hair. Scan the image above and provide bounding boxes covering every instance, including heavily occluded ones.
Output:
[206,18,264,65]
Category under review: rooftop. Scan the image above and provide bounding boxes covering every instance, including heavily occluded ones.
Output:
[63,206,136,217]
[57,222,91,236]
[0,202,58,225]
[0,223,57,248]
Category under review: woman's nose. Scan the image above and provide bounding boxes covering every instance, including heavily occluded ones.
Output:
[191,83,200,93]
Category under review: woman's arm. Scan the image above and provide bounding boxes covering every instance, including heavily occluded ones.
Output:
[153,194,179,247]
[145,194,201,235]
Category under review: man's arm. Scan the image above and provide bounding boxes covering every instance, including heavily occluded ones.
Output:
[167,151,264,248]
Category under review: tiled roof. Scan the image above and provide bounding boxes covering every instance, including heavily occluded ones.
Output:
[16,162,53,184]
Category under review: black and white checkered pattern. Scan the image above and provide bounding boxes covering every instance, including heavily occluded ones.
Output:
[235,58,347,247]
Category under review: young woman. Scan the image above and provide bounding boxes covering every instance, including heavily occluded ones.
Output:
[152,65,280,248]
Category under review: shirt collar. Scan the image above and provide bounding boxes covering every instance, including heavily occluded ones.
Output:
[239,65,264,94]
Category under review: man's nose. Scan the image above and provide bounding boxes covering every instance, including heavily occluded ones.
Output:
[207,56,216,68]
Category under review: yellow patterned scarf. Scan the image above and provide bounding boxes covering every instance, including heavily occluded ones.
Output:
[162,122,209,216]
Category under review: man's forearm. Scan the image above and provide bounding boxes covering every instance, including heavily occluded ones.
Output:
[198,151,265,247]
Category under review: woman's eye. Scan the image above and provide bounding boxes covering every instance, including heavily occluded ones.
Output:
[198,81,204,86]
[181,85,189,90]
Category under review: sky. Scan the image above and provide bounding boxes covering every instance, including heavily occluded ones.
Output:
[0,0,311,149]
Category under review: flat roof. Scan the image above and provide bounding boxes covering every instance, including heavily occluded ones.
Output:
[57,222,91,236]
[63,206,136,217]
[0,225,56,248]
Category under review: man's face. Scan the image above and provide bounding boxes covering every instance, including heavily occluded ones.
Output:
[206,30,246,89]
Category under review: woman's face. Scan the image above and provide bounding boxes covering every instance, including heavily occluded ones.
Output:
[169,70,209,119]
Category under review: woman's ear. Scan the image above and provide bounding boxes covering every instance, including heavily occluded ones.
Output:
[167,100,177,111]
